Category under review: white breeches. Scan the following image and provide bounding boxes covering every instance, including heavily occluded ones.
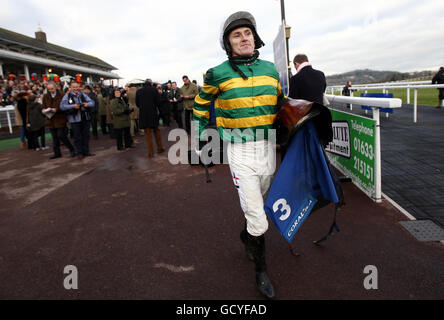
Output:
[227,139,276,237]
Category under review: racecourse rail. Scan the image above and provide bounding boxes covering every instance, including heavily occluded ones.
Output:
[327,83,444,123]
[0,105,15,134]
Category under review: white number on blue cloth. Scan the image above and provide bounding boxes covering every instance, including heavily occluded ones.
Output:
[273,198,291,221]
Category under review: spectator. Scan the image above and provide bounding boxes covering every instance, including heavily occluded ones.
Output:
[157,83,171,127]
[136,79,165,158]
[342,80,352,97]
[192,79,201,92]
[169,81,183,129]
[289,54,327,104]
[14,91,28,150]
[288,54,332,149]
[180,75,199,134]
[83,85,99,139]
[97,89,109,135]
[341,80,353,109]
[26,94,47,151]
[432,67,444,109]
[126,85,140,138]
[2,90,14,106]
[103,89,116,139]
[164,82,173,125]
[110,88,134,151]
[60,82,95,159]
[42,82,75,159]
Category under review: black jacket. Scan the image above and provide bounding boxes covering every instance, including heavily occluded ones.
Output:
[432,70,444,85]
[159,90,171,110]
[87,92,99,113]
[136,84,161,129]
[432,70,444,98]
[168,88,183,111]
[342,85,351,96]
[289,66,326,104]
[288,66,332,146]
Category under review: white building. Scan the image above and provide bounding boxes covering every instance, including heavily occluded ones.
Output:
[0,27,120,84]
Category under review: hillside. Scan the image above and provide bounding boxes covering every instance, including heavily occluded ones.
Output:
[326,69,434,86]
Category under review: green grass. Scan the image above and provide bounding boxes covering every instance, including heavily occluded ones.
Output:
[0,126,110,151]
[356,88,439,106]
[332,88,441,106]
[0,132,53,151]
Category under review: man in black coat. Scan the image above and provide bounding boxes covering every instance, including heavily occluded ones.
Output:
[84,85,99,139]
[289,54,326,104]
[136,79,165,157]
[432,67,444,109]
[168,81,183,128]
[288,54,332,147]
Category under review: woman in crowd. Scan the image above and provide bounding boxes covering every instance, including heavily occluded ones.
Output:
[97,88,109,136]
[26,94,47,150]
[110,88,134,151]
[156,84,170,127]
[15,91,29,149]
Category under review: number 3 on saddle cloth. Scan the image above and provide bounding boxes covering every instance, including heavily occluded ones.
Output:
[265,99,345,244]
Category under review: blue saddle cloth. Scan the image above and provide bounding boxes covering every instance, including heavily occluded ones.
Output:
[264,120,340,243]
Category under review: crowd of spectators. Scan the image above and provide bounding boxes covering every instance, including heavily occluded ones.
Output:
[0,75,200,159]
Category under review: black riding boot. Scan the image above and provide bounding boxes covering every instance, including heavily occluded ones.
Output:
[245,232,275,299]
[240,224,254,261]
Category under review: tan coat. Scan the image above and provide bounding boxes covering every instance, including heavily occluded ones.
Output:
[104,96,113,124]
[127,87,139,120]
[180,82,199,110]
[97,93,107,116]
[14,105,24,126]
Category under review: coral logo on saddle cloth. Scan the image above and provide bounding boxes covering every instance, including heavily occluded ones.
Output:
[285,197,317,240]
[270,196,317,242]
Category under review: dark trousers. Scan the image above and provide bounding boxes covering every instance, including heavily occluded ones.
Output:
[31,127,46,149]
[50,127,74,156]
[25,128,34,149]
[71,120,91,156]
[172,104,183,129]
[185,109,192,134]
[100,115,108,134]
[109,123,116,139]
[90,112,98,137]
[160,105,171,126]
[115,127,132,150]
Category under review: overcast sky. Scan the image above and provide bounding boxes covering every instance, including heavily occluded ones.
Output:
[2,0,444,86]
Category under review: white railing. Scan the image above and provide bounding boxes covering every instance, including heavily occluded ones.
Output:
[349,84,444,123]
[327,80,431,92]
[325,94,402,202]
[0,105,15,134]
[352,80,431,88]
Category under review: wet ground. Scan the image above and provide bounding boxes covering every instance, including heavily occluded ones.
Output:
[0,125,443,299]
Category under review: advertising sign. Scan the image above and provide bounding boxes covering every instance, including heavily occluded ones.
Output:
[273,24,289,97]
[326,109,376,199]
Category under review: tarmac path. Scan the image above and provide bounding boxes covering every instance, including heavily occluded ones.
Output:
[0,127,443,299]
